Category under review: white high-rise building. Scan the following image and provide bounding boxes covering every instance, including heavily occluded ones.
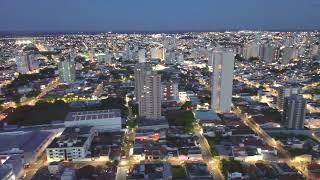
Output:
[210,49,235,113]
[281,47,296,64]
[16,52,38,74]
[243,41,260,59]
[260,44,277,63]
[310,44,319,58]
[58,56,76,84]
[138,49,146,63]
[134,63,162,120]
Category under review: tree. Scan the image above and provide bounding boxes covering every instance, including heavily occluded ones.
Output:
[220,158,243,177]
[181,101,192,110]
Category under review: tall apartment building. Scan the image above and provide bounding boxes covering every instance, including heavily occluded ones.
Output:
[134,63,162,120]
[150,47,165,61]
[281,46,297,64]
[161,82,179,102]
[282,95,306,130]
[138,49,146,63]
[58,56,76,84]
[243,41,260,59]
[210,49,235,113]
[260,44,278,63]
[276,85,302,111]
[16,52,38,74]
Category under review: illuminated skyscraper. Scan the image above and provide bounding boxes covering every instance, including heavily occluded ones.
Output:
[16,52,38,74]
[138,49,146,63]
[282,95,306,130]
[210,49,235,113]
[134,63,162,120]
[58,56,76,84]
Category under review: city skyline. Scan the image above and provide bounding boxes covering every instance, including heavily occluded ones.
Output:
[0,0,320,32]
[0,0,319,178]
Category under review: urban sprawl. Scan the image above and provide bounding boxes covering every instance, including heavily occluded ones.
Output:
[0,31,319,180]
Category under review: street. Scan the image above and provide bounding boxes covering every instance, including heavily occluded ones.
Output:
[233,106,308,178]
[0,77,60,122]
[193,124,224,180]
[21,77,60,106]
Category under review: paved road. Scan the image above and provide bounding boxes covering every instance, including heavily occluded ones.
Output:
[21,77,60,106]
[193,124,224,180]
[233,107,308,178]
[23,151,48,180]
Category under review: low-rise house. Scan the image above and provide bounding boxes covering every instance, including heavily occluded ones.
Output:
[185,162,212,180]
[128,161,172,180]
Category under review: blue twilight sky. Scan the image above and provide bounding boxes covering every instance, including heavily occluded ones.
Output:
[0,0,319,32]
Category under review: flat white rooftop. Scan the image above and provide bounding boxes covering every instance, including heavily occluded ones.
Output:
[65,109,121,121]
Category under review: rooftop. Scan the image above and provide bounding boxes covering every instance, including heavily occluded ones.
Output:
[193,109,221,121]
[0,165,12,179]
[47,126,94,148]
[65,109,121,121]
[0,130,53,153]
[185,162,212,178]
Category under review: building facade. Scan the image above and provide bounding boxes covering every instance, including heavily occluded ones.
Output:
[46,127,96,162]
[138,49,146,63]
[58,56,76,84]
[16,52,38,74]
[134,63,162,120]
[210,49,235,113]
[282,95,306,130]
[277,86,302,111]
[161,82,179,102]
[260,43,278,63]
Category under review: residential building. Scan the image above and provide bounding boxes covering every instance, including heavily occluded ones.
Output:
[138,49,146,63]
[128,161,172,180]
[210,49,235,113]
[134,63,162,120]
[161,82,179,102]
[185,162,212,180]
[260,43,278,63]
[58,56,76,84]
[277,85,302,111]
[15,52,38,74]
[281,46,297,64]
[46,126,96,162]
[243,41,260,59]
[150,47,165,61]
[282,95,306,130]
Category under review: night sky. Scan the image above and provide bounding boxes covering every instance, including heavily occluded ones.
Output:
[0,0,319,32]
